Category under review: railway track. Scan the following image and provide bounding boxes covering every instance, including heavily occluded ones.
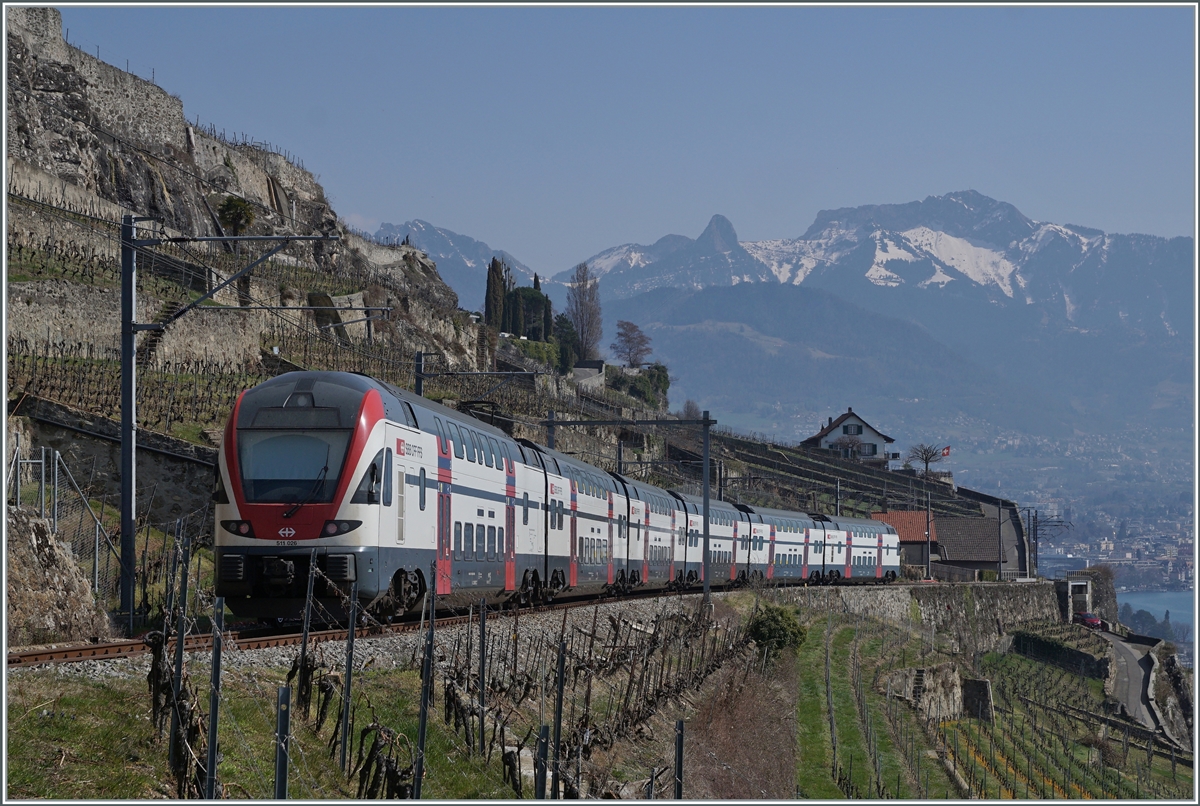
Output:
[6,586,695,670]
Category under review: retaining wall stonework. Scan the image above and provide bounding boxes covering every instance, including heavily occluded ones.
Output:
[778,581,1061,656]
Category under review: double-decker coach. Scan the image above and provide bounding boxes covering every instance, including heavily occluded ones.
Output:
[516,442,624,598]
[668,492,741,588]
[610,473,679,589]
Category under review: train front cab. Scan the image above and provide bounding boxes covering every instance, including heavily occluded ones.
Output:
[213,372,435,620]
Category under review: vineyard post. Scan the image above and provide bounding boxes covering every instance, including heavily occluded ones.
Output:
[167,532,191,768]
[479,597,487,757]
[340,580,358,775]
[273,686,290,799]
[52,449,59,532]
[535,725,549,799]
[414,562,436,799]
[204,597,224,799]
[674,719,684,799]
[551,638,566,799]
[298,550,316,718]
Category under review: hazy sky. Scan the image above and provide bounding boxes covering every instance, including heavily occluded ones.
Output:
[57,4,1196,275]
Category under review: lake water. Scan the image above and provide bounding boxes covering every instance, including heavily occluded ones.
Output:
[1116,589,1195,628]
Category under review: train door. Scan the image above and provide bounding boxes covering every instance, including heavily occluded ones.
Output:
[504,450,516,591]
[569,481,578,588]
[802,527,810,580]
[766,523,776,580]
[435,421,453,595]
[607,493,615,586]
[724,515,734,580]
[844,530,853,580]
[642,505,650,584]
[668,510,677,582]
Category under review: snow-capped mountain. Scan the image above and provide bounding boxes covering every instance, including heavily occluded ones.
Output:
[374,220,537,311]
[585,191,1192,342]
[595,191,1192,435]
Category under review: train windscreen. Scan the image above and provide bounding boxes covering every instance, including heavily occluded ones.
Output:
[237,429,351,503]
[234,374,366,504]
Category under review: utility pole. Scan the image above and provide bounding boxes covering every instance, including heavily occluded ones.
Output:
[702,410,711,607]
[120,217,336,634]
[925,490,931,580]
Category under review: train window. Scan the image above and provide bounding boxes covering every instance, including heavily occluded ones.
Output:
[419,468,427,510]
[559,502,566,531]
[433,417,446,451]
[448,423,465,459]
[480,433,493,468]
[498,527,505,556]
[454,522,462,560]
[464,523,474,559]
[522,492,529,525]
[487,437,501,469]
[383,448,393,507]
[487,525,496,559]
[502,443,514,470]
[477,523,485,557]
[351,449,384,504]
[463,430,478,463]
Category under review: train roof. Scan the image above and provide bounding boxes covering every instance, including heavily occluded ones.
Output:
[241,370,533,456]
[519,442,621,495]
[609,473,677,513]
[734,502,897,534]
[668,491,745,518]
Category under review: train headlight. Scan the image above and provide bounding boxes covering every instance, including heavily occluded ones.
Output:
[221,520,255,537]
[322,520,362,536]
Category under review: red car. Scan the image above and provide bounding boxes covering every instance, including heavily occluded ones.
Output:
[1073,612,1102,629]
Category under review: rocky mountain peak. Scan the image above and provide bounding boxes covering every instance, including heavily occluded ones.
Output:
[696,214,740,254]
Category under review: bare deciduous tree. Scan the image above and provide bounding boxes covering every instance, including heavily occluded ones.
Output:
[906,443,946,475]
[831,434,862,459]
[566,262,602,360]
[610,320,651,368]
[680,399,702,420]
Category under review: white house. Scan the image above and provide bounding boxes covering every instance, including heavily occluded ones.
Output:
[801,407,896,464]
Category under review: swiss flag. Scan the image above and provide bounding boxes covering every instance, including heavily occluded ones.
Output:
[941,446,951,457]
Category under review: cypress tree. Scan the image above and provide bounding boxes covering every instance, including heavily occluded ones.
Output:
[542,297,553,343]
[484,257,505,329]
[533,273,541,291]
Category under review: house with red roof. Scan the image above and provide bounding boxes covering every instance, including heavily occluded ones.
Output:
[872,510,938,568]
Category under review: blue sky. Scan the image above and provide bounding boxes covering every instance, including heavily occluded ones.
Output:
[57,4,1196,275]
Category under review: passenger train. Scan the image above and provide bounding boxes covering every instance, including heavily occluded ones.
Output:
[212,371,900,620]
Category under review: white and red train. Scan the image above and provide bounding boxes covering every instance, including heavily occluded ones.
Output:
[212,371,901,619]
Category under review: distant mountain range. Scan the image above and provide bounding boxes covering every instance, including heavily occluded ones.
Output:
[375,220,538,311]
[380,191,1193,438]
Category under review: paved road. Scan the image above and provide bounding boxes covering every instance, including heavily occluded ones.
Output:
[1098,630,1157,730]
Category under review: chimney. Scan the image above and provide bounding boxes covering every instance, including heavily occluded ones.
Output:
[848,407,852,413]
[828,417,833,427]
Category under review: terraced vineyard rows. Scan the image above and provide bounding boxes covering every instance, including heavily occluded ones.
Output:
[780,590,1193,800]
